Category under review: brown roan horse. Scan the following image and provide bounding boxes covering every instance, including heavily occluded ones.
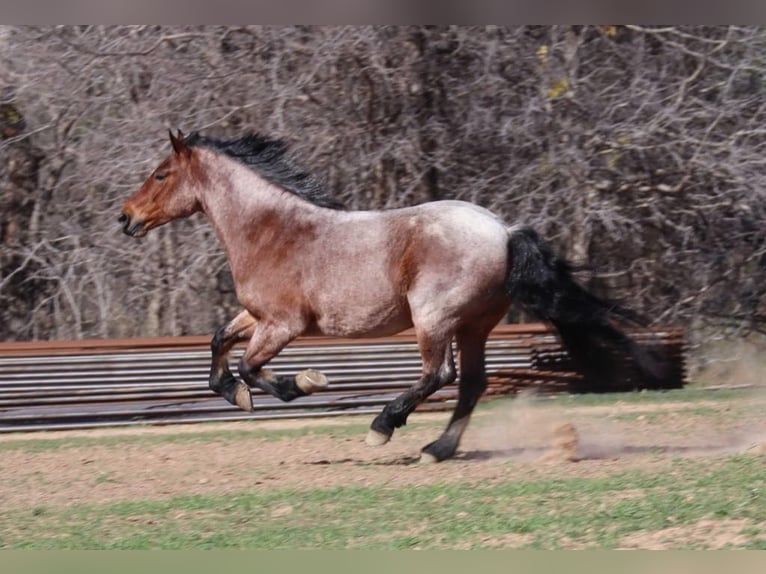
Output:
[119,130,667,462]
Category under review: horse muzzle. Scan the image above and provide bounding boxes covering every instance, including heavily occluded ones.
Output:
[118,212,147,237]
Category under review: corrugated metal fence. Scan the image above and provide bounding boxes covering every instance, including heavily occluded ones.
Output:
[0,324,686,432]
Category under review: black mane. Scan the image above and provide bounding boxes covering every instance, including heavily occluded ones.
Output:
[184,132,345,210]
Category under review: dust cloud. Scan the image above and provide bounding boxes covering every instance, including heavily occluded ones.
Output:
[470,385,766,463]
[470,390,625,463]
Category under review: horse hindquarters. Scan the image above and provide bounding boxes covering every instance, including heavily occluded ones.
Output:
[364,207,511,458]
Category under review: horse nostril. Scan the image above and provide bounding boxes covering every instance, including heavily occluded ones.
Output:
[118,213,128,225]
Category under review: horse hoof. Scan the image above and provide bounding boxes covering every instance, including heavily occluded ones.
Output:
[365,429,391,447]
[295,369,328,394]
[420,440,455,463]
[233,381,254,412]
[418,451,439,464]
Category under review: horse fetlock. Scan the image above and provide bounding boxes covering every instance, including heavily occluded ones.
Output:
[209,368,235,393]
[295,369,328,394]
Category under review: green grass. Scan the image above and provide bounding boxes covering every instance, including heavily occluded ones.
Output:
[1,454,764,549]
[605,404,734,423]
[539,387,760,407]
[2,387,763,549]
[476,387,763,426]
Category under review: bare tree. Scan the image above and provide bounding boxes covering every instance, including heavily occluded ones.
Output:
[0,25,764,343]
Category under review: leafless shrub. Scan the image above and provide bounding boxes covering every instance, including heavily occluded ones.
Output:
[0,25,764,341]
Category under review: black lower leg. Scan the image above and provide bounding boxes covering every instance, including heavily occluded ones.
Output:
[421,374,487,462]
[209,352,253,412]
[421,427,464,462]
[371,372,444,438]
[238,357,311,403]
[208,322,253,410]
[209,368,253,412]
[253,372,308,402]
[208,323,233,393]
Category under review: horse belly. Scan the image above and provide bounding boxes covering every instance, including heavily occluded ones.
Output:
[312,291,413,338]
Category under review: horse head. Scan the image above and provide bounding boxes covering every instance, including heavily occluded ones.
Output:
[118,130,202,237]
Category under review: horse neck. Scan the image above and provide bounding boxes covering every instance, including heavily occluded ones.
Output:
[194,152,326,270]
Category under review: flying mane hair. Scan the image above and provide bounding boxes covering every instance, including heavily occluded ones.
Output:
[184,132,346,210]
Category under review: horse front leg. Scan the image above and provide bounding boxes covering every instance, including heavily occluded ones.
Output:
[209,310,257,411]
[237,321,328,404]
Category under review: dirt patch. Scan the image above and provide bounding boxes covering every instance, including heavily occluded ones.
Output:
[743,440,766,455]
[0,394,763,512]
[619,518,756,549]
[0,414,398,443]
[0,424,650,510]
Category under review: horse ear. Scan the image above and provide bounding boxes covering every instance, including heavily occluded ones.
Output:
[169,129,190,157]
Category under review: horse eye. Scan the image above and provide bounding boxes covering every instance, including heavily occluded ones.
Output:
[154,173,167,181]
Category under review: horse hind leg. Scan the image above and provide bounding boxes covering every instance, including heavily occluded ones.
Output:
[420,328,489,463]
[366,331,456,446]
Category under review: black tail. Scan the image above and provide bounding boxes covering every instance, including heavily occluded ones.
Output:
[506,226,671,391]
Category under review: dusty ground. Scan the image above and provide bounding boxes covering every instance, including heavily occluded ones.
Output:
[1,392,764,512]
